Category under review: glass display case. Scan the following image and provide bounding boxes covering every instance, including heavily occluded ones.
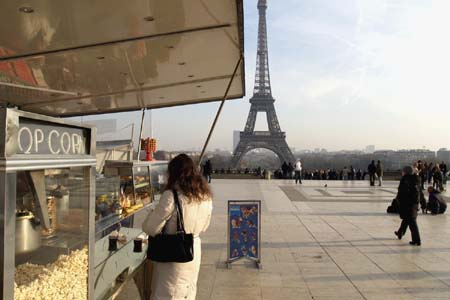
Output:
[0,108,96,300]
[95,160,167,236]
[14,168,91,300]
[94,160,167,300]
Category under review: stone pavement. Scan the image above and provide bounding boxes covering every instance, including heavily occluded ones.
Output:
[197,179,450,300]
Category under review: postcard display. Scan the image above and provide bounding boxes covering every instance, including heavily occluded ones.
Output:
[0,108,96,300]
[226,200,262,269]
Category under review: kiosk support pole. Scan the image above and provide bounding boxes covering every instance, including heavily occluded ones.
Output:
[198,54,243,166]
[136,109,146,160]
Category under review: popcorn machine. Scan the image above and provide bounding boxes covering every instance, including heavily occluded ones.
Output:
[0,108,96,300]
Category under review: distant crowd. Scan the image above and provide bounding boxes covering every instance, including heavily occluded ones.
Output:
[274,160,385,184]
[273,159,448,190]
[204,159,449,192]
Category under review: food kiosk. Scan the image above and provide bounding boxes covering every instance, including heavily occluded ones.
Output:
[0,0,245,299]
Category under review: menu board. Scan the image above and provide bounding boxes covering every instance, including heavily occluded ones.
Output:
[227,200,261,266]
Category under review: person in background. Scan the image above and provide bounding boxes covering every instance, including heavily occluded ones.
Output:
[294,159,302,184]
[376,160,383,186]
[433,165,443,191]
[368,160,376,186]
[342,166,349,180]
[143,154,213,300]
[288,162,294,179]
[281,162,288,179]
[427,186,447,214]
[440,161,448,187]
[202,159,212,183]
[428,162,434,184]
[418,160,425,190]
[394,166,421,246]
[350,166,355,180]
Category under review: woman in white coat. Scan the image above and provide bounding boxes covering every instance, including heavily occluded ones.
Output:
[143,154,213,300]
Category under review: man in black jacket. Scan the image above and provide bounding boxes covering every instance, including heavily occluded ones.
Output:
[368,160,376,186]
[394,166,421,246]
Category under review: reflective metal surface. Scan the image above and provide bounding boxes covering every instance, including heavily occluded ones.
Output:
[0,0,245,117]
[15,212,41,255]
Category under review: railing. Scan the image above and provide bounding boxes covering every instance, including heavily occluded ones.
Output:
[240,131,285,138]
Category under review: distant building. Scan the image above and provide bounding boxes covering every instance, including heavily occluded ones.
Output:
[437,148,450,163]
[389,149,435,169]
[233,130,240,152]
[365,145,375,153]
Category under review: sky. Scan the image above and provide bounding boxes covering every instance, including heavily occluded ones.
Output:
[80,0,450,152]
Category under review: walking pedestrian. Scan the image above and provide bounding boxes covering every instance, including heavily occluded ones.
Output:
[394,166,421,246]
[294,159,302,184]
[368,160,376,186]
[376,160,383,186]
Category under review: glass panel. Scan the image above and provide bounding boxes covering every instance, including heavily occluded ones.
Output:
[14,167,89,300]
[95,175,121,235]
[133,166,151,206]
[150,163,168,202]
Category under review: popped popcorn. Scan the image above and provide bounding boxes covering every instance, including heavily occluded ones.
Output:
[14,248,88,300]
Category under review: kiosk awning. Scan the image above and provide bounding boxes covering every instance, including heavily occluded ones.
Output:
[0,0,245,117]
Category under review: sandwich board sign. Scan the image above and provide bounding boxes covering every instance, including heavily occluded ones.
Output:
[226,200,261,269]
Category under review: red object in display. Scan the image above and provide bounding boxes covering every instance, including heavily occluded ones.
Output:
[145,148,152,161]
[143,138,156,161]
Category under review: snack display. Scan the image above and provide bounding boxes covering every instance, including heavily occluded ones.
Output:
[14,248,88,300]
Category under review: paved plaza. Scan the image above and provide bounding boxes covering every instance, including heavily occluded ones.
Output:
[196,179,450,300]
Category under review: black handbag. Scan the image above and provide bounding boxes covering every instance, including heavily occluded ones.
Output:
[147,189,194,263]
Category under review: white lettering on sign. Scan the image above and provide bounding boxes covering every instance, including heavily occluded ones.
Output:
[34,129,44,153]
[61,132,71,154]
[17,126,86,155]
[18,127,33,154]
[48,130,60,154]
[72,134,81,154]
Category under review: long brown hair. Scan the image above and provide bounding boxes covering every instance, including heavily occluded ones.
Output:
[165,154,212,201]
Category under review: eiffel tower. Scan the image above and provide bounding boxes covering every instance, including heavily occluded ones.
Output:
[231,0,295,168]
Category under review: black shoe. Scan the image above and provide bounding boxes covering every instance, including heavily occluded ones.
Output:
[409,241,421,246]
[394,231,402,240]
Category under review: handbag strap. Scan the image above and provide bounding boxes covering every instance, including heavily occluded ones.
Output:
[172,189,186,233]
[160,189,186,234]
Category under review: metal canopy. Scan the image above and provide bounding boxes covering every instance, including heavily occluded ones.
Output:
[0,0,245,117]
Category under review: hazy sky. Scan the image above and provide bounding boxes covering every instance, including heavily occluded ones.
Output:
[80,0,450,152]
